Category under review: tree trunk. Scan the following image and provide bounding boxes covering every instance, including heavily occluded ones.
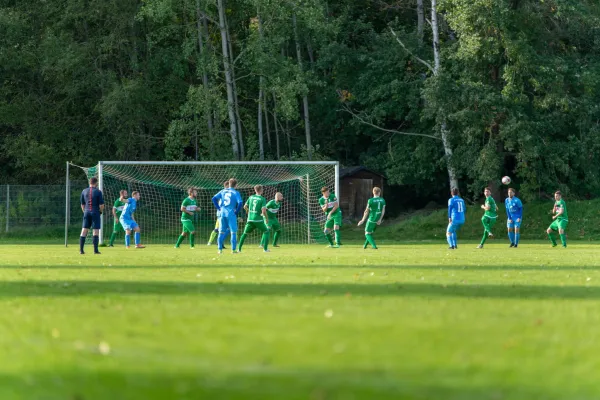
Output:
[273,93,280,160]
[286,121,292,158]
[417,0,424,46]
[226,18,245,159]
[264,91,271,151]
[431,0,458,189]
[217,0,239,159]
[196,0,214,157]
[292,12,312,160]
[257,11,265,160]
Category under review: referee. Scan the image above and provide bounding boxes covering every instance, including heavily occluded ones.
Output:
[80,177,105,254]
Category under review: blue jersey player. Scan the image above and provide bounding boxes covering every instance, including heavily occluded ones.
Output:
[212,178,243,254]
[447,188,466,250]
[120,191,145,249]
[505,188,523,248]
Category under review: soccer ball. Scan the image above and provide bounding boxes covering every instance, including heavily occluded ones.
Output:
[502,176,511,185]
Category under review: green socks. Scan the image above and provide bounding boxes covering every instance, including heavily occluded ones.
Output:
[175,235,185,248]
[273,231,280,246]
[238,234,247,251]
[208,230,218,245]
[480,231,488,246]
[363,239,369,249]
[109,232,117,246]
[365,234,376,249]
[334,230,341,245]
[548,233,557,246]
[190,233,195,248]
[560,234,567,247]
[262,232,270,251]
[325,233,334,246]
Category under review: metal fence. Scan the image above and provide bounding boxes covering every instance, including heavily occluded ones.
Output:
[0,182,87,237]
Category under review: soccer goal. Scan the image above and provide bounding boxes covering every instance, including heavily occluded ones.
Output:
[66,161,340,246]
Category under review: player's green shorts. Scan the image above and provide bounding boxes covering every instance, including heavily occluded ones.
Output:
[267,220,281,232]
[365,220,378,233]
[181,220,195,233]
[113,222,124,233]
[548,219,568,231]
[243,221,269,234]
[324,212,343,229]
[481,216,497,230]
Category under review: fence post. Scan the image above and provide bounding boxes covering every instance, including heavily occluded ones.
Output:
[5,185,9,233]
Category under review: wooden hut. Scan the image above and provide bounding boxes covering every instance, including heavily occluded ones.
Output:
[339,166,386,219]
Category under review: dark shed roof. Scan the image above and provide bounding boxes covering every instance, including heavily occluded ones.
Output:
[339,166,386,179]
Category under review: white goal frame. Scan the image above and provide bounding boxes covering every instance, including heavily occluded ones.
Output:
[66,161,340,246]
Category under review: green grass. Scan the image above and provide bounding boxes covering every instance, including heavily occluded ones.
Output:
[2,242,600,399]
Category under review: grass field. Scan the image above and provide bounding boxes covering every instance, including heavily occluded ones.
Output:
[2,242,600,399]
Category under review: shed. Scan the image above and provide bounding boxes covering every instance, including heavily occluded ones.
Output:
[339,166,386,219]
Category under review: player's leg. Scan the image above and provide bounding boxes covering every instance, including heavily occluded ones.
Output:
[229,215,239,252]
[179,220,195,248]
[323,218,335,246]
[238,222,256,252]
[452,223,462,248]
[256,222,270,251]
[80,213,92,254]
[333,214,342,246]
[272,222,281,247]
[132,223,144,248]
[558,220,568,247]
[365,221,377,249]
[507,221,515,246]
[514,220,521,247]
[109,222,121,247]
[175,229,187,248]
[446,223,455,249]
[479,216,489,248]
[208,219,219,245]
[546,221,558,247]
[124,224,132,248]
[217,215,228,251]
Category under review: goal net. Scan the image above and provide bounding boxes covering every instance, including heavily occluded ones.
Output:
[68,161,339,246]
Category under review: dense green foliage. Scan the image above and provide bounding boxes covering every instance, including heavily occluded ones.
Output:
[2,244,600,399]
[1,0,599,203]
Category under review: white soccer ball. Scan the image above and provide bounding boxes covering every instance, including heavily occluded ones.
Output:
[502,176,511,185]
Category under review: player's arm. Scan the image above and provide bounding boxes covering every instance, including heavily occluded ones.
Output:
[505,200,512,222]
[112,205,117,219]
[243,199,249,213]
[328,198,339,219]
[378,205,386,225]
[448,200,453,223]
[357,205,369,226]
[181,204,193,217]
[481,200,490,210]
[80,192,85,213]
[262,206,268,225]
[99,192,105,214]
[235,193,244,215]
[211,193,222,210]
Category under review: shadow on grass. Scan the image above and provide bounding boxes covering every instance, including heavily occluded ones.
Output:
[0,368,566,400]
[2,263,600,271]
[0,280,599,299]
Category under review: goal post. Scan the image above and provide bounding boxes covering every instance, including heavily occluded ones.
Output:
[67,161,340,246]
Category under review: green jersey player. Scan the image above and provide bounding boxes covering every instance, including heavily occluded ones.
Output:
[238,185,270,252]
[547,190,568,248]
[175,188,198,248]
[261,192,284,248]
[358,187,386,249]
[108,189,128,247]
[319,187,342,247]
[477,187,498,249]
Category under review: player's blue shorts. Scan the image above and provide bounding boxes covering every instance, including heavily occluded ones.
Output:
[82,211,101,229]
[447,221,464,234]
[218,213,238,234]
[507,219,522,229]
[120,218,138,231]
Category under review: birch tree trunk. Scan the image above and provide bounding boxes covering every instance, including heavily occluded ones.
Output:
[431,0,458,190]
[273,93,280,160]
[256,11,265,160]
[217,0,239,159]
[196,0,214,157]
[292,12,312,160]
[226,18,245,159]
[417,0,424,46]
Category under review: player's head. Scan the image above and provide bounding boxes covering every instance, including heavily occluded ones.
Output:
[132,191,141,200]
[275,192,283,202]
[188,187,197,198]
[254,185,263,195]
[89,177,98,187]
[451,188,459,196]
[223,180,230,188]
[554,190,562,201]
[484,187,491,197]
[119,189,128,198]
[321,187,330,197]
[508,188,515,198]
[229,178,237,189]
[373,187,381,197]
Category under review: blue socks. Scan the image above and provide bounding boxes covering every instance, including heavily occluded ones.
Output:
[231,233,237,251]
[217,232,226,250]
[447,234,453,247]
[508,231,515,244]
[135,232,141,246]
[125,234,131,247]
[516,233,520,245]
[93,235,99,253]
[79,236,86,253]
[452,233,457,248]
